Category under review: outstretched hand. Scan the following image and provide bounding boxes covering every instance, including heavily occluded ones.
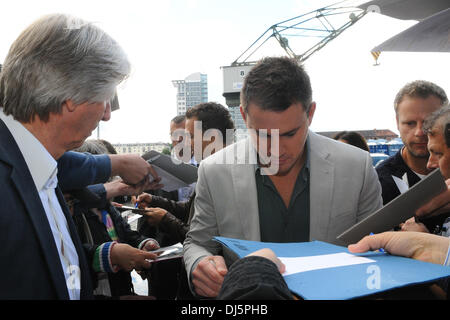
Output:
[348,231,450,265]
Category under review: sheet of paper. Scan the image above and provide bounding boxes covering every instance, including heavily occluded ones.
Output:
[127,214,142,224]
[153,242,183,258]
[279,252,375,276]
[148,243,183,262]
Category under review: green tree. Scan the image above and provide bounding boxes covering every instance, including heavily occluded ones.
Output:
[161,147,171,155]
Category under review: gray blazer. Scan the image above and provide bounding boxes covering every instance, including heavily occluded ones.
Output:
[183,130,382,279]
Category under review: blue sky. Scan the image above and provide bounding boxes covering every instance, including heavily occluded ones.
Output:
[1,0,449,143]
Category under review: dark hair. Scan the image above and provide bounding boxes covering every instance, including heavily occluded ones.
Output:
[333,131,369,152]
[171,114,186,124]
[394,80,448,114]
[185,102,235,138]
[240,56,312,113]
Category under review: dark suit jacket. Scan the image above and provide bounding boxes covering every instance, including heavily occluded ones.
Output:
[0,119,93,299]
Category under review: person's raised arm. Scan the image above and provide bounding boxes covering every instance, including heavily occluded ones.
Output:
[58,151,111,191]
[58,152,162,191]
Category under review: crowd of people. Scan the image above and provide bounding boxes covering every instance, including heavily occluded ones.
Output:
[0,13,449,301]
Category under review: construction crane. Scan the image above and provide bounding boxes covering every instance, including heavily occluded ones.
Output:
[222,1,369,110]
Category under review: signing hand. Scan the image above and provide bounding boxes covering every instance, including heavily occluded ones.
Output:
[192,255,228,297]
[135,193,153,208]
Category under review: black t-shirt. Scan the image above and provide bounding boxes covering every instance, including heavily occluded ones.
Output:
[376,149,422,205]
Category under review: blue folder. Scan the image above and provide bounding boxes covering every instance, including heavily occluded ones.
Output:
[214,236,450,300]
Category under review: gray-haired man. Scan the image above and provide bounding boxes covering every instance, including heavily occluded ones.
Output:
[0,14,157,299]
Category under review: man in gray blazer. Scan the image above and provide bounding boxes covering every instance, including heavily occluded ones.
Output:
[183,57,383,298]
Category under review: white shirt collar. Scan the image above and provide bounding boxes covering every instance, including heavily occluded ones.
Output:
[0,108,58,191]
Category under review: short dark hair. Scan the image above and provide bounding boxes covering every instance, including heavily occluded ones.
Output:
[333,131,369,152]
[185,102,235,138]
[394,80,448,114]
[240,56,313,113]
[171,114,186,124]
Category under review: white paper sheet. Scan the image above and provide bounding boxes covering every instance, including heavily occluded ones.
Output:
[147,243,183,262]
[127,214,142,224]
[279,252,376,276]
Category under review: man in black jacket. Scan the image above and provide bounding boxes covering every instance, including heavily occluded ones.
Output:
[376,80,448,232]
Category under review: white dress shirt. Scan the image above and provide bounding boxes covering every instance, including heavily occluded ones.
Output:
[0,109,80,299]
